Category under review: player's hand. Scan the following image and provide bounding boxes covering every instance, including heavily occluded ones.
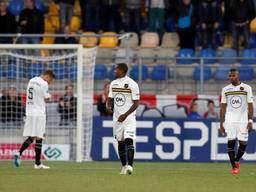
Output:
[118,114,127,122]
[219,124,226,136]
[247,122,253,132]
[59,101,65,107]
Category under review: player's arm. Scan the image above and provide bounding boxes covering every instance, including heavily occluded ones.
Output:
[247,86,254,131]
[42,84,51,103]
[219,88,227,135]
[106,83,114,114]
[118,100,139,122]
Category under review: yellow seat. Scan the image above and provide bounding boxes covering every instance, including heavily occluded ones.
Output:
[73,0,81,16]
[80,32,98,47]
[140,32,159,48]
[41,33,55,56]
[99,32,118,48]
[44,15,60,32]
[250,18,256,33]
[71,16,81,32]
[48,2,59,16]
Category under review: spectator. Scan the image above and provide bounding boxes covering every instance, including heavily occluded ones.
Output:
[79,0,100,33]
[55,0,74,32]
[176,0,197,49]
[0,86,24,123]
[125,0,142,34]
[199,0,222,48]
[55,25,77,44]
[97,82,112,116]
[203,100,218,119]
[229,0,255,54]
[18,0,44,44]
[187,101,202,120]
[101,0,122,33]
[146,0,166,36]
[0,0,17,44]
[58,84,77,126]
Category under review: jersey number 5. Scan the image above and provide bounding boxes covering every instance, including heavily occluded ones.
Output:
[28,88,33,100]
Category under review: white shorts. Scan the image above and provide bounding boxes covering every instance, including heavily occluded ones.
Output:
[113,119,136,141]
[224,122,248,141]
[23,116,46,139]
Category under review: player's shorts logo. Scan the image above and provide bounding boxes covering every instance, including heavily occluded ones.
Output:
[230,96,242,108]
[114,93,126,106]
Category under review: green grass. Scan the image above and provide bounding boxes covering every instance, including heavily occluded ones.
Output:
[0,161,255,192]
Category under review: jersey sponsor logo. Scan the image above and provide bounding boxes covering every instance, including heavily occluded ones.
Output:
[114,93,126,106]
[124,84,129,88]
[240,87,244,91]
[230,96,242,108]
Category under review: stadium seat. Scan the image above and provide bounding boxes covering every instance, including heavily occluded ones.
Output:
[249,33,256,48]
[120,32,139,48]
[7,63,26,79]
[73,0,81,16]
[215,67,231,80]
[151,65,170,80]
[163,104,187,118]
[71,16,81,32]
[199,48,216,64]
[176,49,195,64]
[99,32,118,48]
[142,108,163,118]
[192,66,212,81]
[161,33,179,48]
[140,32,159,48]
[94,64,107,80]
[67,64,77,80]
[79,32,98,47]
[35,0,45,12]
[28,64,45,79]
[42,33,55,44]
[115,48,136,63]
[49,63,66,80]
[109,65,116,80]
[241,49,256,64]
[250,18,256,33]
[8,0,23,16]
[0,64,3,77]
[238,66,254,81]
[219,48,237,64]
[48,2,59,16]
[130,64,148,81]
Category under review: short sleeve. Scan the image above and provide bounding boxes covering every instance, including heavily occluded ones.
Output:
[221,88,226,104]
[42,83,51,99]
[131,82,140,100]
[108,82,113,98]
[247,86,254,103]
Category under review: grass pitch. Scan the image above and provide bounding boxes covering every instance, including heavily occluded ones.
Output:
[0,161,255,192]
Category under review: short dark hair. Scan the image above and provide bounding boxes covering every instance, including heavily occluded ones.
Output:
[43,70,55,79]
[116,63,128,74]
[230,68,238,73]
[208,100,214,105]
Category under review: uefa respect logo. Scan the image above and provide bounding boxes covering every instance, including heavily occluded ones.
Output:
[44,147,62,159]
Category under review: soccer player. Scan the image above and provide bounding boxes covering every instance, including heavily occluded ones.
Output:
[14,70,55,169]
[220,68,253,174]
[107,63,140,175]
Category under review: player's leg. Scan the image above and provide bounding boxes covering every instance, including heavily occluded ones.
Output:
[227,139,236,169]
[118,140,127,174]
[125,138,134,175]
[235,140,247,168]
[14,137,34,167]
[33,138,49,169]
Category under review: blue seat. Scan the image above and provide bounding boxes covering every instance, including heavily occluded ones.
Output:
[28,64,45,79]
[109,65,116,80]
[94,64,107,80]
[67,64,77,80]
[50,63,65,80]
[220,49,237,64]
[0,64,4,77]
[241,49,256,65]
[151,65,170,80]
[199,48,216,64]
[130,64,148,81]
[7,63,26,79]
[249,33,256,48]
[215,67,231,80]
[193,66,212,81]
[238,66,254,81]
[166,17,176,32]
[176,49,195,64]
[35,0,45,12]
[8,0,24,16]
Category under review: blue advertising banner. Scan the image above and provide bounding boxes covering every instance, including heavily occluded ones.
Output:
[91,117,256,162]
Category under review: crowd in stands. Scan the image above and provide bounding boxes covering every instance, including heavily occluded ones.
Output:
[0,0,256,53]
